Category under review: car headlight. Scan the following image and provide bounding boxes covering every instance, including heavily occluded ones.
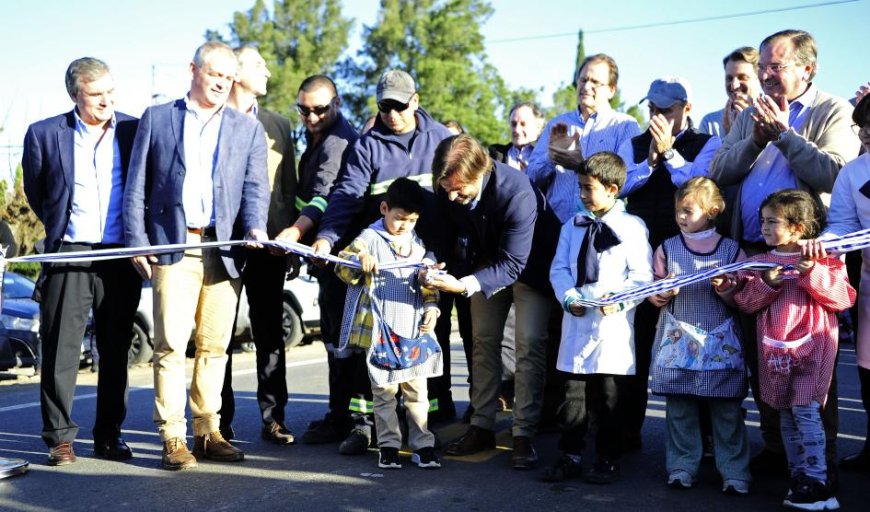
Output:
[0,314,39,332]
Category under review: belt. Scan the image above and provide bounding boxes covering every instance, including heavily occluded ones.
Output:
[187,226,216,237]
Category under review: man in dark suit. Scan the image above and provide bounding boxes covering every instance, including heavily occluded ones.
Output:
[22,57,143,466]
[123,41,269,471]
[426,134,560,470]
[219,45,297,445]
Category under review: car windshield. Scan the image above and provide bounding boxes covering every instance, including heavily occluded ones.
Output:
[2,272,36,300]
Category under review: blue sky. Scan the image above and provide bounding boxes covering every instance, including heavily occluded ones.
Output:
[2,0,867,179]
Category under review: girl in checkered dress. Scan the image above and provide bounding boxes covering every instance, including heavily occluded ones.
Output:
[647,177,751,494]
[729,189,856,510]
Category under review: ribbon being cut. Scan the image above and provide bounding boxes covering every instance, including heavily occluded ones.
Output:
[1,227,869,309]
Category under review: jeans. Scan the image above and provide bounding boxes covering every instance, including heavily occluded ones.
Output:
[666,396,751,482]
[781,402,827,482]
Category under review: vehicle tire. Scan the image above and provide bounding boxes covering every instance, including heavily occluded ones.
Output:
[282,300,304,348]
[128,321,153,367]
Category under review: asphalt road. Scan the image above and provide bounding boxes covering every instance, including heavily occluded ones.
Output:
[0,339,867,511]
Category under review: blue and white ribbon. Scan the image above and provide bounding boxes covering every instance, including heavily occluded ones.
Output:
[568,227,870,307]
[1,239,422,271]
[4,226,870,308]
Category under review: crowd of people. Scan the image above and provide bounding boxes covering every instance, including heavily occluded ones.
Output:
[19,27,870,511]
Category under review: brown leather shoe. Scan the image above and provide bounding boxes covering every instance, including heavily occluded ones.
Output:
[511,436,539,469]
[48,442,76,466]
[162,438,197,471]
[262,421,296,446]
[445,426,496,456]
[193,431,244,462]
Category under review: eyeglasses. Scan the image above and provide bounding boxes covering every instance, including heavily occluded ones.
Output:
[577,76,609,88]
[758,62,794,74]
[296,98,334,117]
[377,100,410,114]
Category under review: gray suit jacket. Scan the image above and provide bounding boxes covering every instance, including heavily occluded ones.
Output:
[123,99,269,278]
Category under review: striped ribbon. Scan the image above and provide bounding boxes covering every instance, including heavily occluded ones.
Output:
[568,227,870,307]
[3,227,870,307]
[0,239,423,272]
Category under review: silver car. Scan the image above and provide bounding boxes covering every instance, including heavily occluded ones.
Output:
[124,265,320,365]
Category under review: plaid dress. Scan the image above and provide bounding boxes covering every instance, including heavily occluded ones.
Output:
[734,252,856,409]
[335,221,441,384]
[650,234,747,398]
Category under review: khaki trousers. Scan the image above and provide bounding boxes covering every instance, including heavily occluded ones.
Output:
[152,234,241,441]
[372,377,435,450]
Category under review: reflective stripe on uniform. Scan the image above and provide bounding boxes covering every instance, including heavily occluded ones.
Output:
[369,173,434,196]
[294,196,308,211]
[349,397,374,414]
[308,196,328,213]
[428,398,439,413]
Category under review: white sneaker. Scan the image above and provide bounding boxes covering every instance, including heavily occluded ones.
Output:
[722,479,750,495]
[667,470,693,489]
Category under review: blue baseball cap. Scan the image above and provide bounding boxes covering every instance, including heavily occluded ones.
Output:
[641,77,691,109]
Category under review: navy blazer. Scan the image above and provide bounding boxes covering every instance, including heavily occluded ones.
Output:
[122,99,269,279]
[22,110,138,254]
[436,161,560,297]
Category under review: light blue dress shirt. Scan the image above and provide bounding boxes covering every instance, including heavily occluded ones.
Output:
[182,97,224,228]
[527,108,640,223]
[739,86,817,242]
[65,111,123,244]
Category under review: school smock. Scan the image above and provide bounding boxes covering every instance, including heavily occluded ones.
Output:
[734,251,855,409]
[549,200,653,375]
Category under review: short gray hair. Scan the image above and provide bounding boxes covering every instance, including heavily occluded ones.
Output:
[65,57,110,98]
[192,40,235,68]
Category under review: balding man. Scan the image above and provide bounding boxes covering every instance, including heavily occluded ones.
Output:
[277,74,360,446]
[711,29,860,477]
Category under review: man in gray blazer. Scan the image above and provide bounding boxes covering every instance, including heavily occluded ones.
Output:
[123,41,269,471]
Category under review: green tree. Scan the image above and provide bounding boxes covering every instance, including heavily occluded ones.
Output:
[207,0,353,132]
[1,165,45,278]
[342,0,511,145]
[549,30,645,126]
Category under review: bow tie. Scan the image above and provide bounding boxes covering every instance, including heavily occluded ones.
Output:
[574,214,622,287]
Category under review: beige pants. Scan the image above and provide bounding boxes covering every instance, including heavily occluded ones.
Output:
[372,377,435,450]
[152,234,241,441]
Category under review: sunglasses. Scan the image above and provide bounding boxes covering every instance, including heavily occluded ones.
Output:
[377,100,410,114]
[296,99,334,117]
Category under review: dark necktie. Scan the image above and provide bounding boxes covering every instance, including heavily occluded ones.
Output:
[574,214,622,287]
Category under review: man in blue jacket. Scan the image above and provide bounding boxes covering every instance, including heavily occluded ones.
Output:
[123,41,269,471]
[22,57,143,466]
[310,69,452,454]
[427,134,561,470]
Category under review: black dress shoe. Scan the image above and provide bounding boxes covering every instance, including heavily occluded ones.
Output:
[445,426,495,456]
[840,449,870,471]
[93,438,133,461]
[511,436,538,469]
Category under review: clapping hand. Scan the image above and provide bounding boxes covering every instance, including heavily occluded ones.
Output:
[548,123,582,170]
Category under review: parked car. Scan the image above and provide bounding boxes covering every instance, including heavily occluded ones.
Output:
[125,264,321,366]
[0,272,40,370]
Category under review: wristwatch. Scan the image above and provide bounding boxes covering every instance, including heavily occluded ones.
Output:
[662,148,675,161]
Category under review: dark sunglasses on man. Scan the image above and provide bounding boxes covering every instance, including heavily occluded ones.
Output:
[377,99,410,114]
[296,99,334,117]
